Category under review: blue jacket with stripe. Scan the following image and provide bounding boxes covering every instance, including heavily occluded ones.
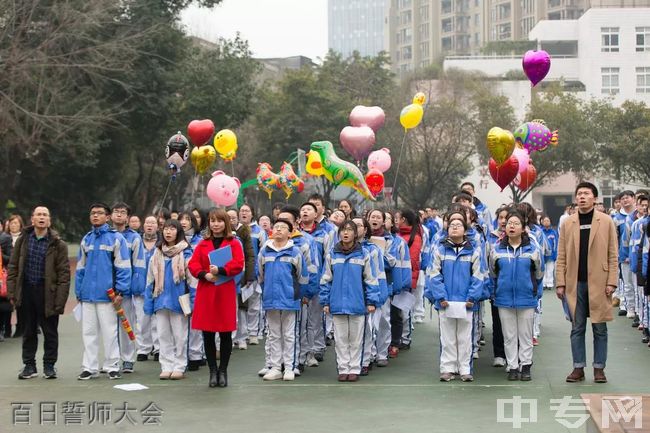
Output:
[258,239,309,311]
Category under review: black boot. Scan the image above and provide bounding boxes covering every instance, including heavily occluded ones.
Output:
[217,369,228,387]
[209,368,218,388]
[520,364,532,381]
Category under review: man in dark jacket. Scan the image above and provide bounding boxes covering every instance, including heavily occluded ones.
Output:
[7,206,70,380]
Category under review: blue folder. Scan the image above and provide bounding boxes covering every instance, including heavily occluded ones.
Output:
[208,245,242,285]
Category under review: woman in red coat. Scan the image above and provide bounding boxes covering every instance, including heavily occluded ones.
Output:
[189,208,244,388]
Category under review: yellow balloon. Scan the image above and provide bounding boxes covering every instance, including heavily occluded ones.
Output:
[399,104,424,130]
[305,150,325,177]
[191,145,217,175]
[486,127,515,165]
[412,92,426,106]
[213,129,238,161]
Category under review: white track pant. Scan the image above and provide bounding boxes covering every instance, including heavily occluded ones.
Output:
[533,298,543,338]
[234,308,248,344]
[636,286,645,325]
[413,271,426,319]
[246,287,263,337]
[375,299,392,361]
[362,312,374,367]
[118,296,136,363]
[156,309,188,373]
[133,296,155,355]
[621,262,636,313]
[187,329,204,361]
[438,309,473,375]
[266,310,299,371]
[307,297,326,354]
[543,260,555,288]
[499,307,534,371]
[81,302,120,373]
[333,314,365,375]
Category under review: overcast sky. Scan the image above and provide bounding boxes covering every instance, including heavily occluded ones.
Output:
[181,0,328,60]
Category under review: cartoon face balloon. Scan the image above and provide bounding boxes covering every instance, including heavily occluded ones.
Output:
[367,148,391,173]
[206,171,240,207]
[166,131,190,173]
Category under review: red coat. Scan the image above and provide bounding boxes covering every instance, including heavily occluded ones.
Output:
[399,226,422,289]
[189,237,244,332]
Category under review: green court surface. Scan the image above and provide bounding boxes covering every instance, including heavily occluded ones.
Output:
[0,290,648,432]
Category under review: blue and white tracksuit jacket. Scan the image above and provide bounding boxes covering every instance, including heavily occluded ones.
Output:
[258,240,309,311]
[143,247,196,315]
[614,210,632,263]
[75,224,132,302]
[118,228,146,297]
[361,240,389,305]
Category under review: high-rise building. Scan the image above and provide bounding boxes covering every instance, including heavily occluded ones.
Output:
[328,0,390,58]
[385,0,650,77]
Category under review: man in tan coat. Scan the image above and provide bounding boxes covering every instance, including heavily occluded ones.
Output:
[556,182,618,383]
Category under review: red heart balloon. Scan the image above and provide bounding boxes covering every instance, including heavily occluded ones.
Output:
[187,119,215,146]
[515,163,537,191]
[489,156,519,191]
[365,169,384,197]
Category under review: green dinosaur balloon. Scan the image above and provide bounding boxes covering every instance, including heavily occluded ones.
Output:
[310,141,376,201]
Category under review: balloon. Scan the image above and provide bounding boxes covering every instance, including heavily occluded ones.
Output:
[550,130,559,147]
[365,169,384,197]
[165,131,190,174]
[367,148,392,173]
[515,163,537,191]
[512,147,529,175]
[213,129,238,161]
[340,126,376,162]
[206,171,240,207]
[279,162,305,199]
[486,127,515,165]
[412,92,426,106]
[488,156,519,192]
[305,151,325,177]
[522,50,551,87]
[513,121,554,153]
[399,103,424,130]
[190,145,217,175]
[187,119,215,146]
[309,141,376,201]
[349,105,386,132]
[256,162,282,199]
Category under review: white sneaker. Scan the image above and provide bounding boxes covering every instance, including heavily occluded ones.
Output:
[238,341,248,350]
[413,317,425,324]
[248,336,259,345]
[627,311,636,318]
[258,367,270,377]
[473,352,479,359]
[305,354,319,367]
[492,357,506,367]
[283,370,295,381]
[293,368,301,377]
[263,368,283,381]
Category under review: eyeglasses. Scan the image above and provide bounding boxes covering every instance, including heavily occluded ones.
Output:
[273,224,289,230]
[90,211,106,216]
[112,210,128,216]
[448,223,464,229]
[507,221,523,227]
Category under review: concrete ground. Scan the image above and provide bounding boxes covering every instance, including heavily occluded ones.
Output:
[0,290,648,432]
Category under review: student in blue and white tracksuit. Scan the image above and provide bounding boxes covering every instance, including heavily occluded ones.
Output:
[179,211,204,371]
[138,216,160,361]
[486,206,510,368]
[144,219,195,380]
[629,195,649,329]
[489,211,543,381]
[613,190,637,314]
[541,215,558,291]
[75,203,132,380]
[642,222,650,342]
[425,213,484,382]
[353,217,388,375]
[111,202,146,374]
[257,219,309,382]
[320,220,381,382]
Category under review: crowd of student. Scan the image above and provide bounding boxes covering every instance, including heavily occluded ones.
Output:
[1,181,649,386]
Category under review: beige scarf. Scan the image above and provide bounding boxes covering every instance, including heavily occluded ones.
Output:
[151,240,189,298]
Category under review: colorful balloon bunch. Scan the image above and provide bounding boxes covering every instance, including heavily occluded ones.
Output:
[186,119,239,175]
[340,105,386,162]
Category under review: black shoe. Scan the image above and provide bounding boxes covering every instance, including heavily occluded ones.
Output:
[18,364,38,380]
[397,342,411,350]
[217,370,228,387]
[198,359,207,366]
[520,365,531,381]
[643,335,650,344]
[153,352,159,362]
[137,354,148,362]
[187,360,200,371]
[297,364,305,373]
[507,369,520,381]
[632,316,640,328]
[360,366,370,376]
[43,364,57,379]
[108,371,121,380]
[77,370,97,380]
[314,352,324,362]
[209,369,218,388]
[618,309,627,317]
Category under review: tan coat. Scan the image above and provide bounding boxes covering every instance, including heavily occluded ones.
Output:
[556,210,618,323]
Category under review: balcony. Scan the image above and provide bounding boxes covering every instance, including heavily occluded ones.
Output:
[443,54,579,81]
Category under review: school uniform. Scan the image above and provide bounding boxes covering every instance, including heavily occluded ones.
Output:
[529,225,548,340]
[371,230,400,363]
[245,222,268,339]
[135,237,159,358]
[184,232,204,364]
[425,237,484,376]
[541,227,559,289]
[360,240,388,368]
[614,209,634,310]
[630,216,649,327]
[320,242,380,376]
[75,224,132,374]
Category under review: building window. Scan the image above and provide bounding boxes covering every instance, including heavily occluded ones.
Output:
[419,4,429,20]
[402,46,412,60]
[442,0,452,14]
[548,0,561,7]
[401,10,412,25]
[419,23,430,40]
[601,67,620,94]
[636,27,650,52]
[636,67,650,93]
[497,3,511,20]
[601,27,619,52]
[420,41,430,58]
[498,23,511,40]
[442,18,452,33]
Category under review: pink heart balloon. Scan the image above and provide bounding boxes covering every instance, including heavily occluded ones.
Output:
[512,147,530,175]
[349,105,386,132]
[522,50,551,87]
[339,126,376,162]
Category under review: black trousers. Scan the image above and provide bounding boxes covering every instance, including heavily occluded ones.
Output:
[22,284,59,366]
[490,301,506,359]
[390,304,404,347]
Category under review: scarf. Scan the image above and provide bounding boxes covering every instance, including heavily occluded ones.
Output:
[143,232,157,242]
[371,227,385,237]
[151,240,189,298]
[184,228,195,244]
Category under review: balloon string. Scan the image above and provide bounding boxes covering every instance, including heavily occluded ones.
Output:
[391,129,408,200]
[158,176,173,212]
[231,160,235,177]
